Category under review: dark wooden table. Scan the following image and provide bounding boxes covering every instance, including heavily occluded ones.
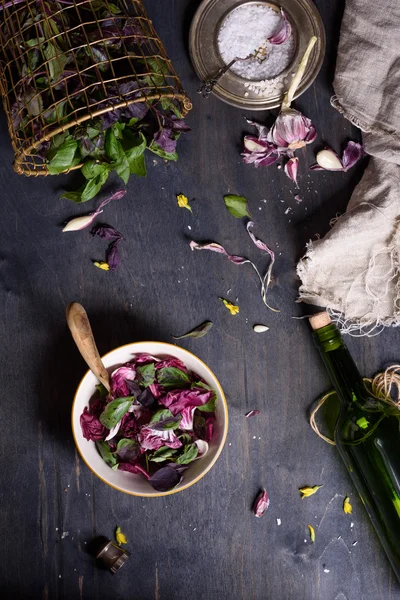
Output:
[1,1,399,598]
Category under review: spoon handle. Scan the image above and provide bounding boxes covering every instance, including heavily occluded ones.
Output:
[197,58,237,98]
[66,302,111,392]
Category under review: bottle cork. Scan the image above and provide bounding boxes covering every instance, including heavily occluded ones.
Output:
[309,311,332,330]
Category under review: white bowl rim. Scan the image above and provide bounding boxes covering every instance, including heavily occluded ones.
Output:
[71,341,229,497]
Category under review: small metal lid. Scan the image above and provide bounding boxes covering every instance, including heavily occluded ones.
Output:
[96,540,130,574]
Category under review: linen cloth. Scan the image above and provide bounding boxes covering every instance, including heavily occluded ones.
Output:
[297,0,400,332]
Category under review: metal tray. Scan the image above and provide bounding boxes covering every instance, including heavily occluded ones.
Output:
[189,0,325,110]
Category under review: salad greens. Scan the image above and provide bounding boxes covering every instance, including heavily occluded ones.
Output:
[2,0,189,199]
[80,353,217,492]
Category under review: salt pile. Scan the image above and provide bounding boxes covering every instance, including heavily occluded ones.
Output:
[217,3,294,81]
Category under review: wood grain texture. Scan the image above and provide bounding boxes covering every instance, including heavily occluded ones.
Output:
[0,1,399,598]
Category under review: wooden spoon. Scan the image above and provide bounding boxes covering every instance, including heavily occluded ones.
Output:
[66,302,111,392]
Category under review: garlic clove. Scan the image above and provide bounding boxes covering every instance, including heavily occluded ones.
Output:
[253,324,269,333]
[62,213,97,232]
[316,149,343,171]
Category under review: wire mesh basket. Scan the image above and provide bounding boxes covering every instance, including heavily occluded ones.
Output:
[0,0,192,176]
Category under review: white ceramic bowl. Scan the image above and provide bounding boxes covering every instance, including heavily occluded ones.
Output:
[72,342,228,497]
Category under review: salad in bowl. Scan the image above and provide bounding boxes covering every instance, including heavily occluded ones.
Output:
[72,342,228,496]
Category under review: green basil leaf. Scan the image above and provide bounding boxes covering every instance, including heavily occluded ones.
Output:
[150,409,182,430]
[123,131,147,176]
[61,189,84,203]
[105,128,124,162]
[122,130,146,157]
[87,126,101,139]
[223,194,251,219]
[99,397,134,429]
[80,169,109,202]
[160,98,182,118]
[113,122,126,138]
[172,321,213,340]
[148,140,178,161]
[48,138,78,174]
[96,441,117,467]
[115,154,130,185]
[178,433,192,444]
[140,57,168,86]
[43,99,67,124]
[108,3,122,14]
[197,394,217,413]
[128,153,146,177]
[116,438,140,461]
[137,363,156,387]
[25,88,43,117]
[95,383,108,397]
[44,41,68,83]
[25,37,45,48]
[157,367,191,388]
[149,446,178,463]
[191,381,213,391]
[81,160,108,180]
[176,443,198,465]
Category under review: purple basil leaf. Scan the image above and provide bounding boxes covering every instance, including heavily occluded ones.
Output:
[137,388,156,408]
[106,240,121,271]
[91,225,123,241]
[169,464,189,475]
[100,109,121,130]
[148,465,181,492]
[153,128,177,153]
[169,116,190,132]
[116,439,141,462]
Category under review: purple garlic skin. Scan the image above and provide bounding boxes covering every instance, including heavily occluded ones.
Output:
[269,109,316,150]
[253,488,270,517]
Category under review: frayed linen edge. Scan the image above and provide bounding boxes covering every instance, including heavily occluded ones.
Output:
[330,95,372,133]
[296,241,400,337]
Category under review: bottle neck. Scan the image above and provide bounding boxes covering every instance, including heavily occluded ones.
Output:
[313,324,366,406]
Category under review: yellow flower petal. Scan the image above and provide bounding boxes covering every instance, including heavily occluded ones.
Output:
[220,298,239,315]
[94,261,110,271]
[299,485,323,499]
[176,194,192,213]
[343,496,352,514]
[308,524,315,543]
[115,526,128,545]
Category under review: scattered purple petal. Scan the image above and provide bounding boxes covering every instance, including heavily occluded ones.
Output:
[342,141,365,171]
[190,241,250,265]
[92,224,123,270]
[245,410,260,418]
[253,488,270,517]
[246,221,274,259]
[284,157,299,186]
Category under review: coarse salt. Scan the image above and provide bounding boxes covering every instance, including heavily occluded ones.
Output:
[217,4,294,81]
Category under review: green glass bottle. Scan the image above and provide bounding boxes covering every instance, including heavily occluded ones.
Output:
[311,312,400,580]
